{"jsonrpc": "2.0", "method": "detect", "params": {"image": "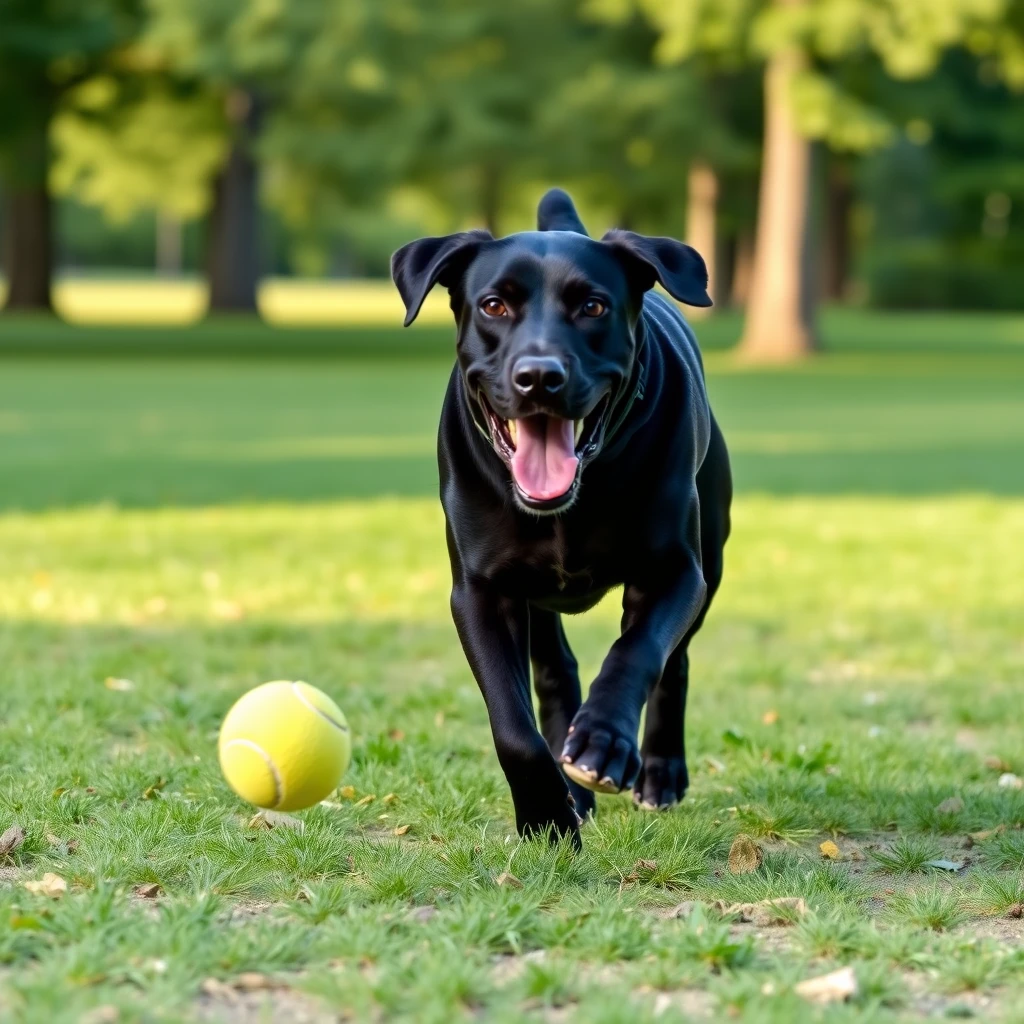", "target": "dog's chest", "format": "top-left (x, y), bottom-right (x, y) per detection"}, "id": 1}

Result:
top-left (510, 523), bottom-right (620, 600)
